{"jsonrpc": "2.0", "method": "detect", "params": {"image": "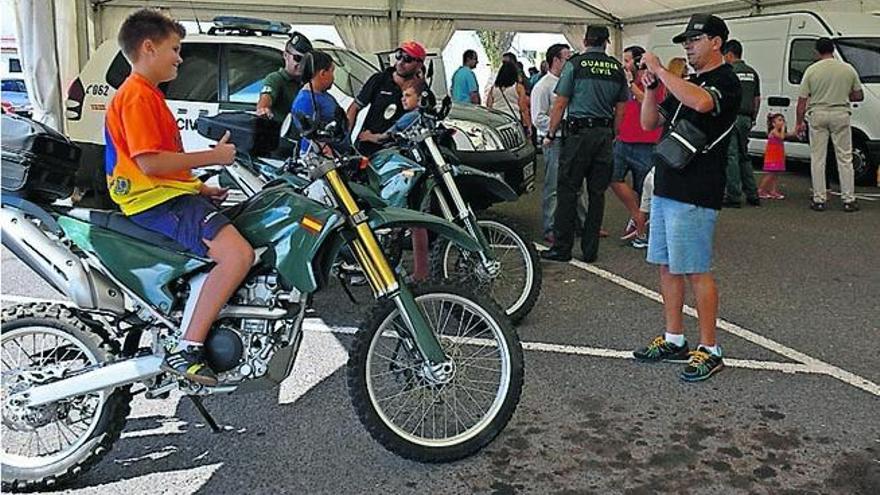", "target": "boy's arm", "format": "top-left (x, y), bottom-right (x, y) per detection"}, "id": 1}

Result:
top-left (136, 131), bottom-right (235, 175)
